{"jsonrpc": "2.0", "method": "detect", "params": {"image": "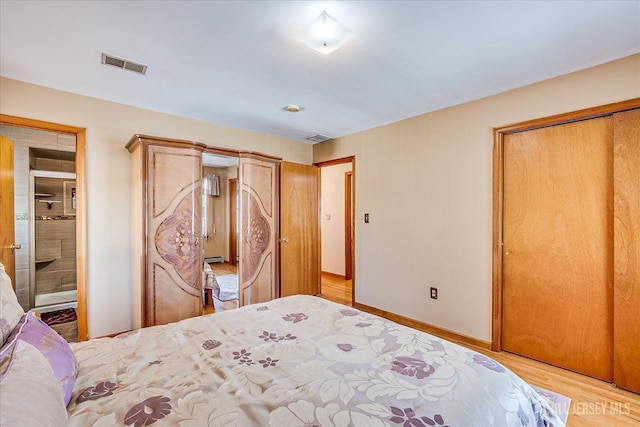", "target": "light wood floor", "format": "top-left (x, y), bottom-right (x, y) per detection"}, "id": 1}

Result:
top-left (318, 274), bottom-right (640, 426)
top-left (319, 272), bottom-right (352, 306)
top-left (203, 262), bottom-right (238, 314)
